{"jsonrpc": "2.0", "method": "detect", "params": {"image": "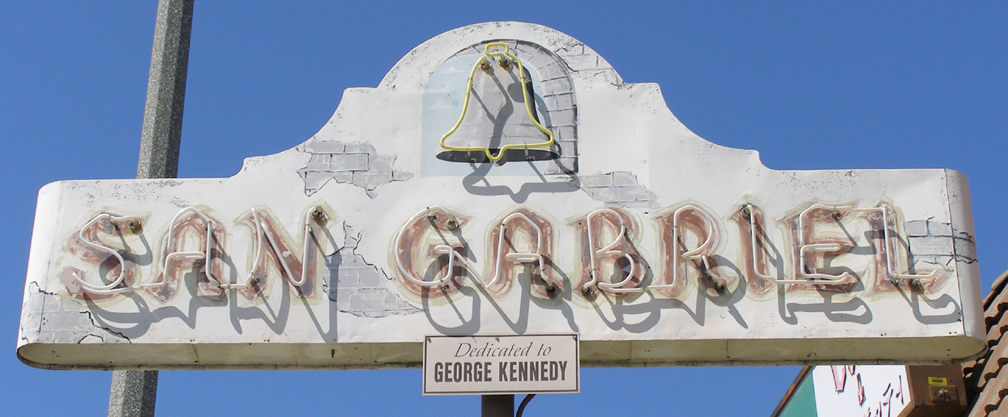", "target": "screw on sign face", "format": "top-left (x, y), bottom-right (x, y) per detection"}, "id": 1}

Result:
top-left (17, 23), bottom-right (985, 371)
